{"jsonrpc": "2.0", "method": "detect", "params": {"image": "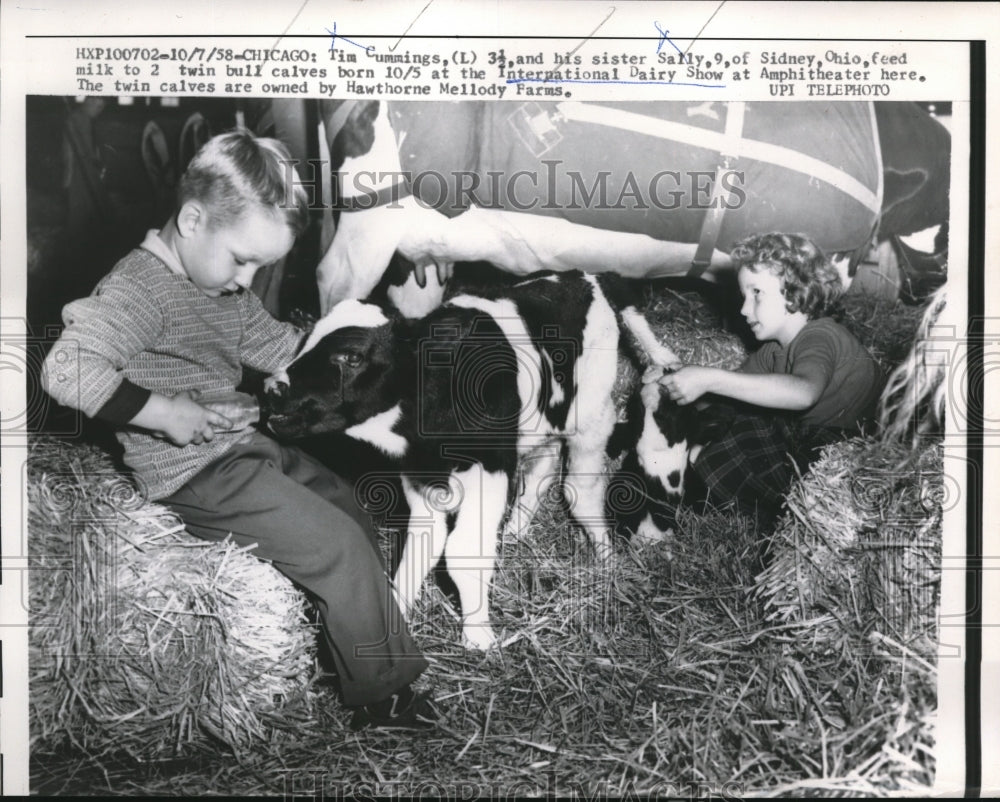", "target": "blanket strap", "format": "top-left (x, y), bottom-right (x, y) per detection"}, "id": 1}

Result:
top-left (333, 181), bottom-right (413, 212)
top-left (688, 101), bottom-right (746, 279)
